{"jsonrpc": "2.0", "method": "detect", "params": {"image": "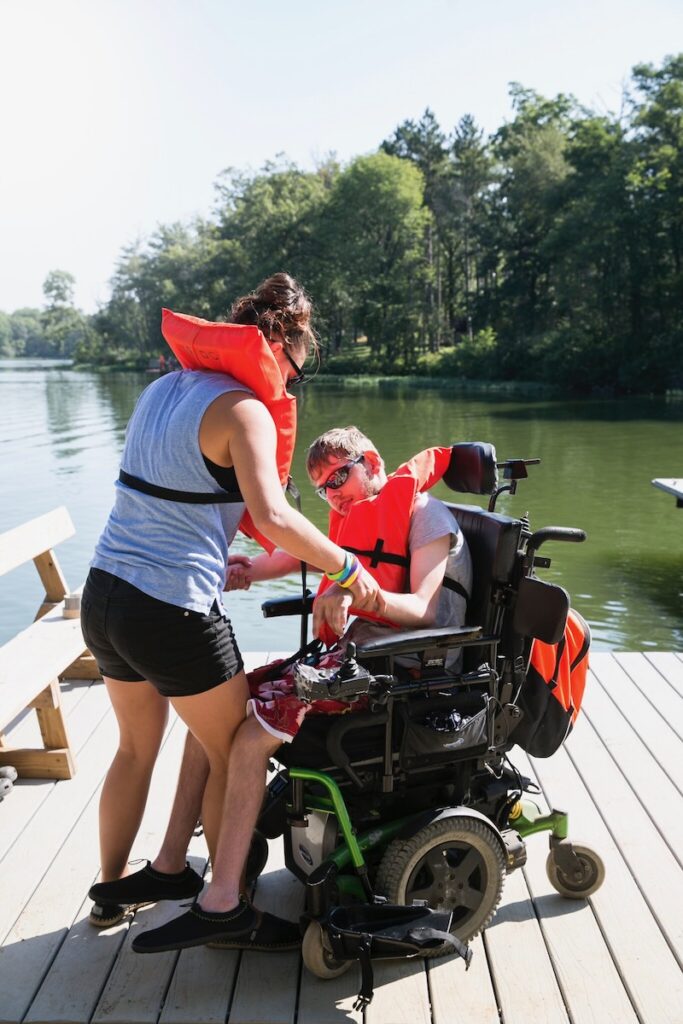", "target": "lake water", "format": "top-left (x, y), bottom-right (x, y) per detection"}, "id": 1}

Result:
top-left (1, 359), bottom-right (681, 652)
